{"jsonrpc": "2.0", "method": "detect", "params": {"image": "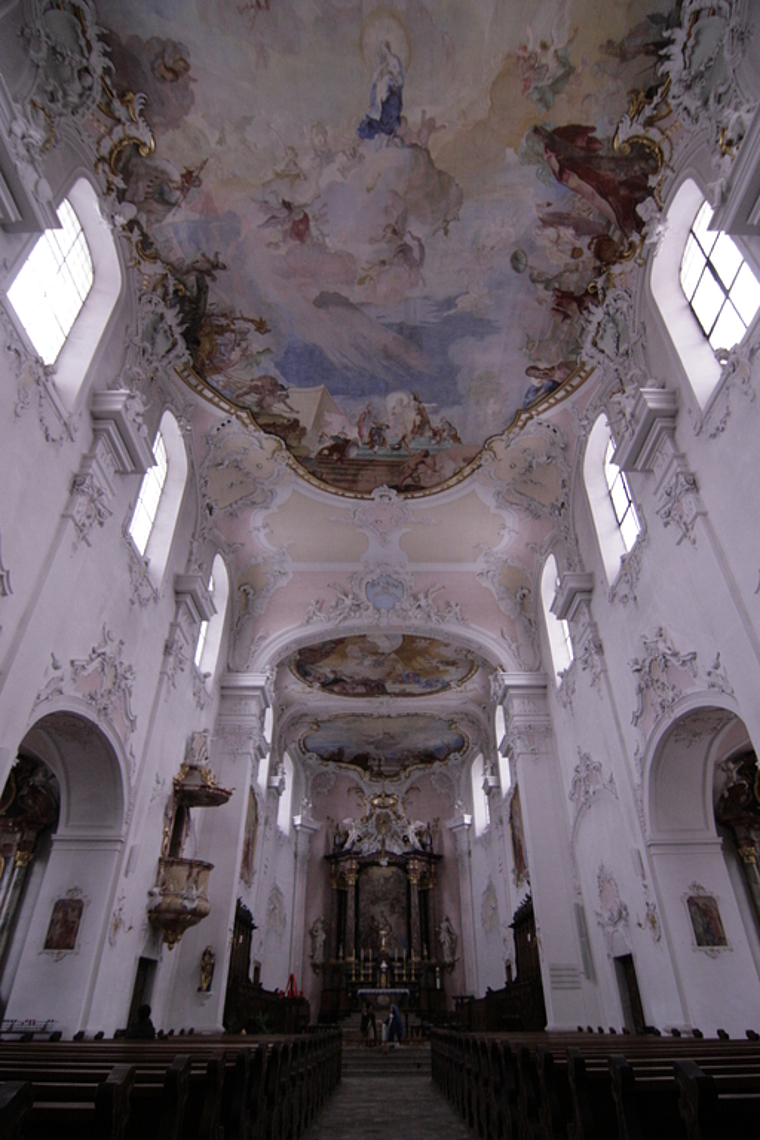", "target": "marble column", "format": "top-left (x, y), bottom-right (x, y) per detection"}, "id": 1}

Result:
top-left (0, 850), bottom-right (33, 974)
top-left (344, 859), bottom-right (358, 960)
top-left (737, 844), bottom-right (760, 926)
top-left (328, 869), bottom-right (340, 961)
top-left (407, 858), bottom-right (423, 959)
